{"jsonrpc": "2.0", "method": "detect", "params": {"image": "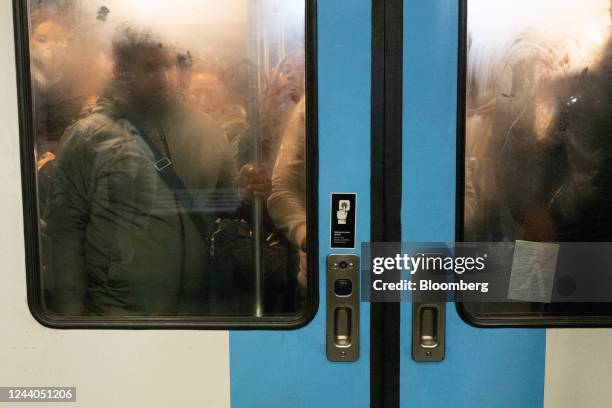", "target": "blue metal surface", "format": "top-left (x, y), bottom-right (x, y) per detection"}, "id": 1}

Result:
top-left (400, 1), bottom-right (546, 407)
top-left (230, 1), bottom-right (372, 406)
